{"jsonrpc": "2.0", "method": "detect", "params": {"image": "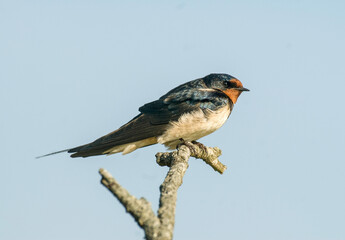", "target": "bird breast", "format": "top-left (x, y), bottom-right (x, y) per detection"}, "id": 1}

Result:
top-left (157, 105), bottom-right (231, 149)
